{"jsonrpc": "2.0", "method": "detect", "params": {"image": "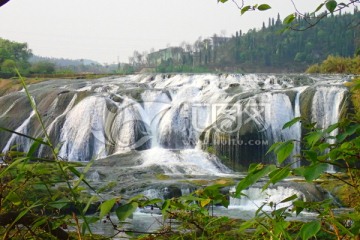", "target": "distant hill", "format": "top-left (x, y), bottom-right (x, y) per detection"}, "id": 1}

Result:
top-left (29, 56), bottom-right (101, 67)
top-left (142, 9), bottom-right (360, 73)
